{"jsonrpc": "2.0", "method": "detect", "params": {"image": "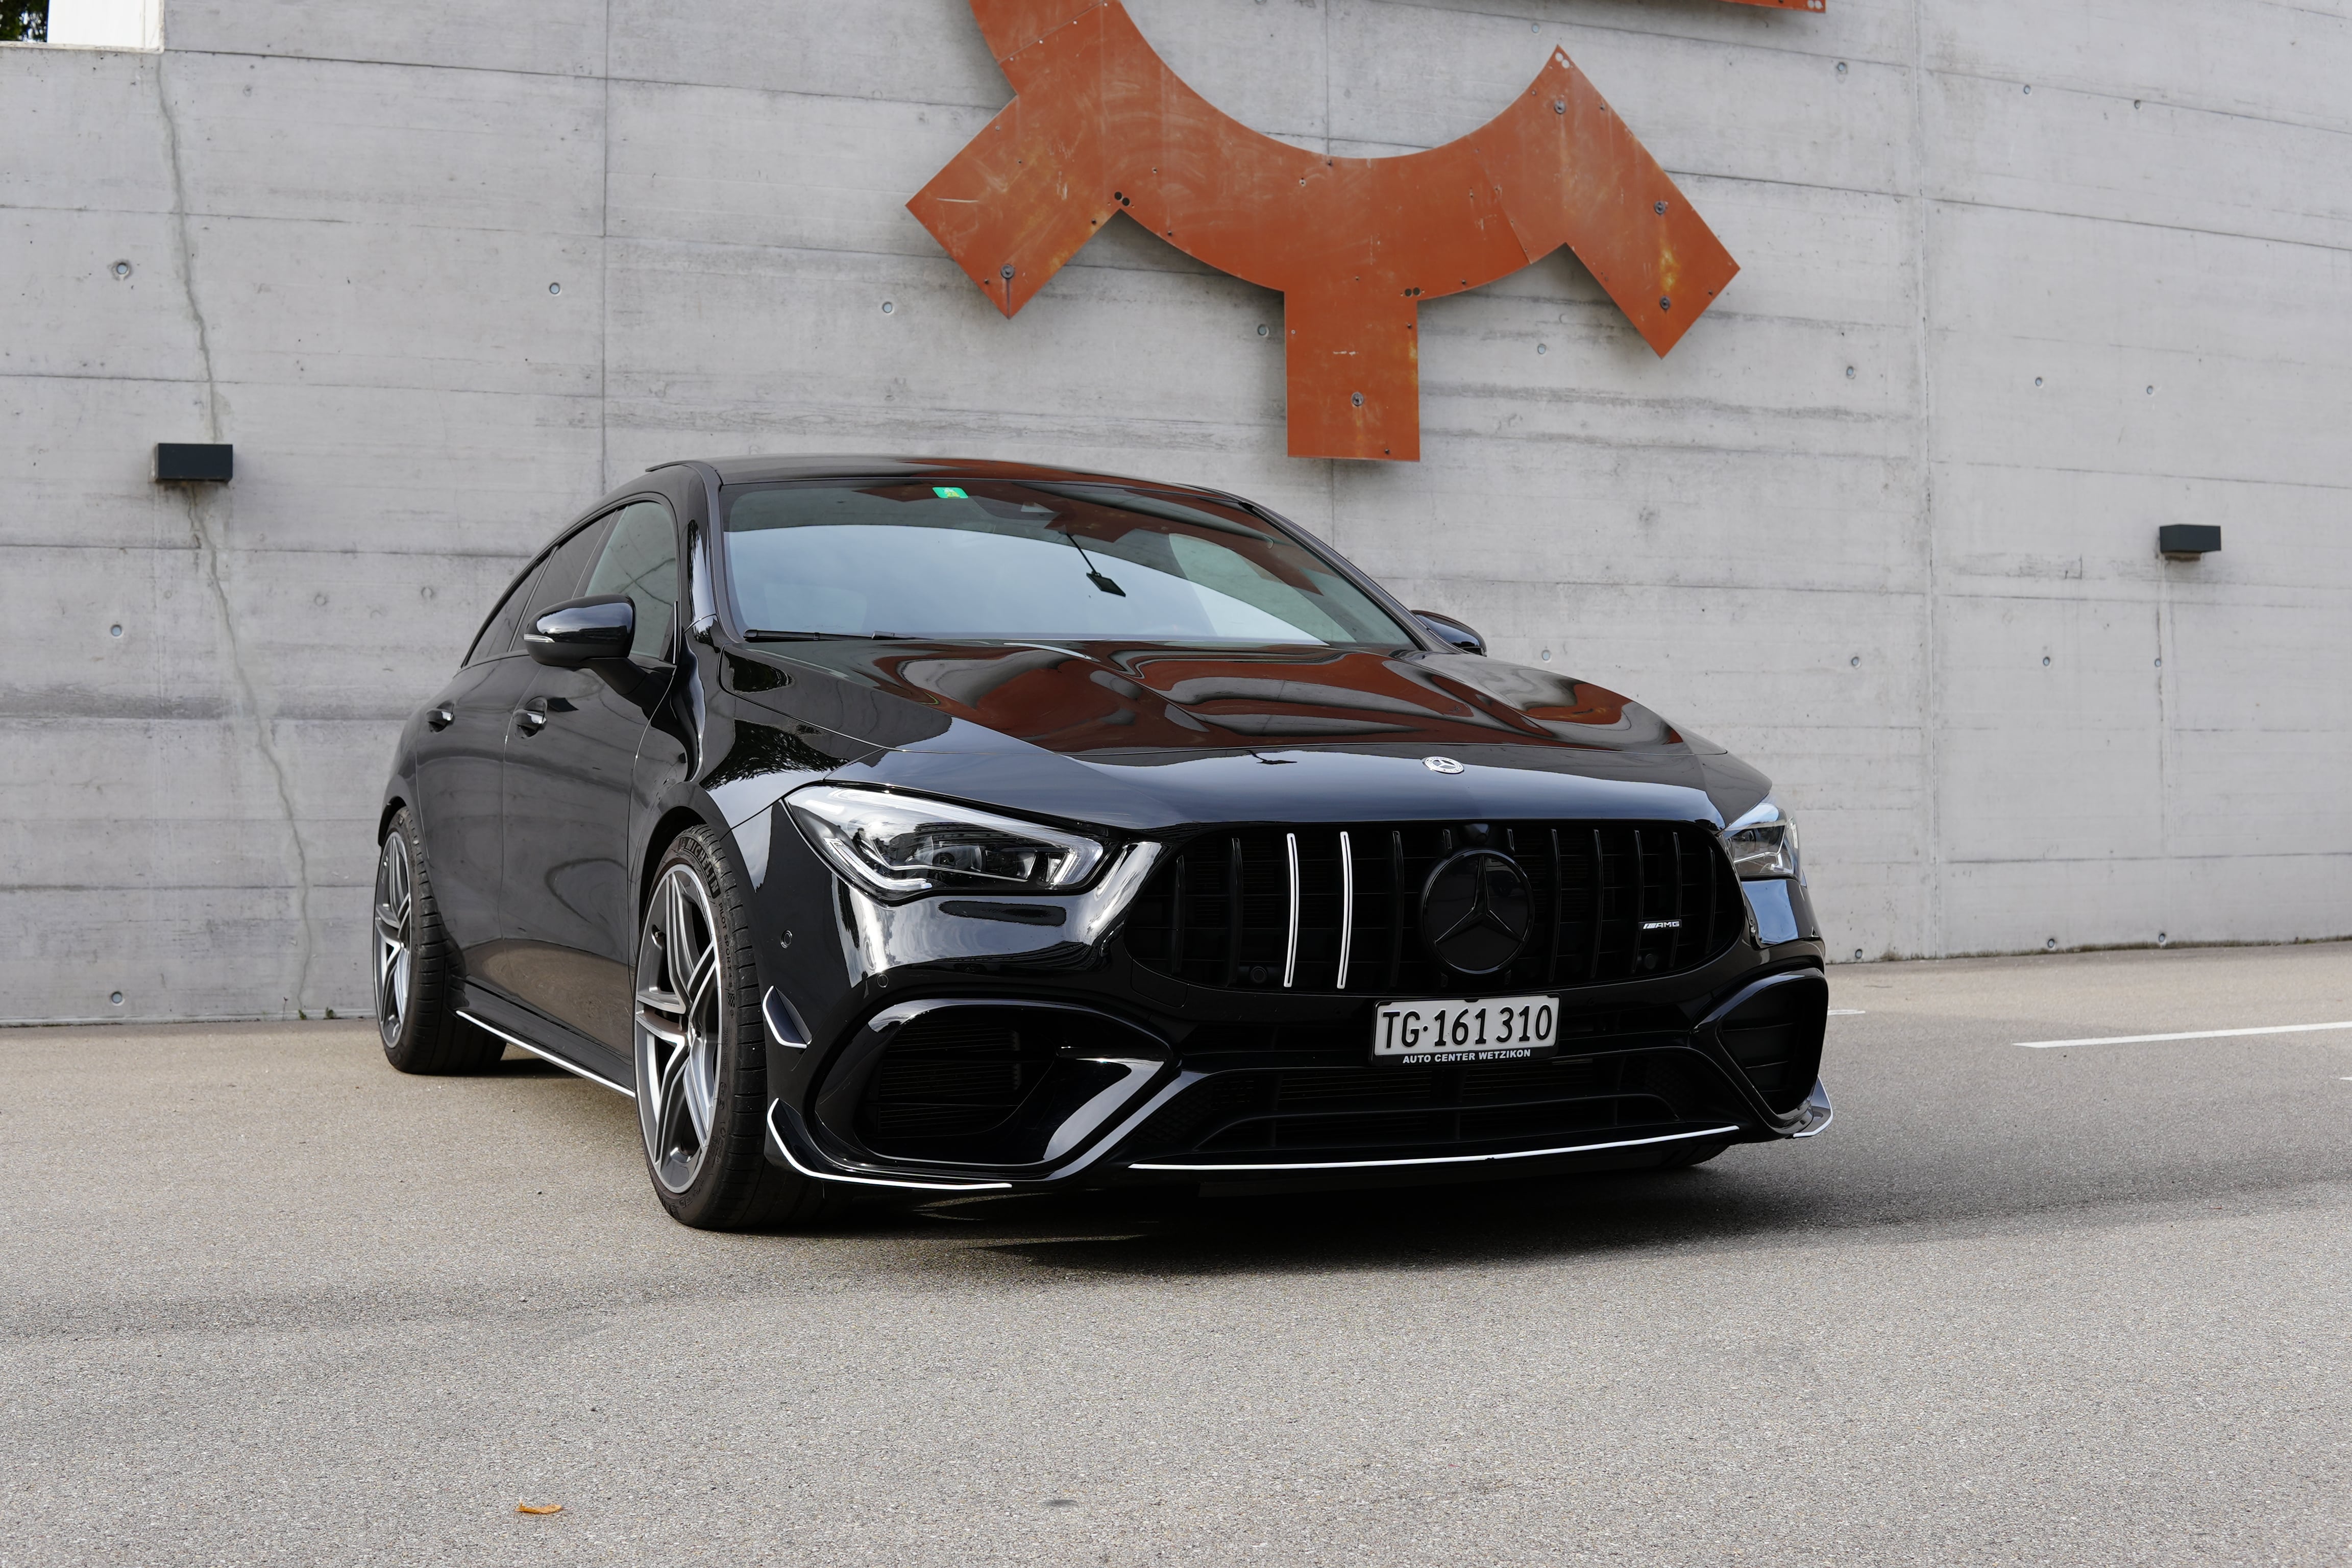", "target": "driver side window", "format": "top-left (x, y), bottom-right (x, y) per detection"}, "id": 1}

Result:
top-left (582, 500), bottom-right (681, 664)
